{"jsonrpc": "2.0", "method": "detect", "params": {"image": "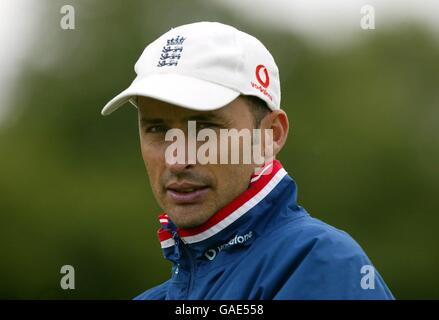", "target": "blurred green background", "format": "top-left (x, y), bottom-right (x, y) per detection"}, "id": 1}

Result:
top-left (0, 0), bottom-right (438, 299)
